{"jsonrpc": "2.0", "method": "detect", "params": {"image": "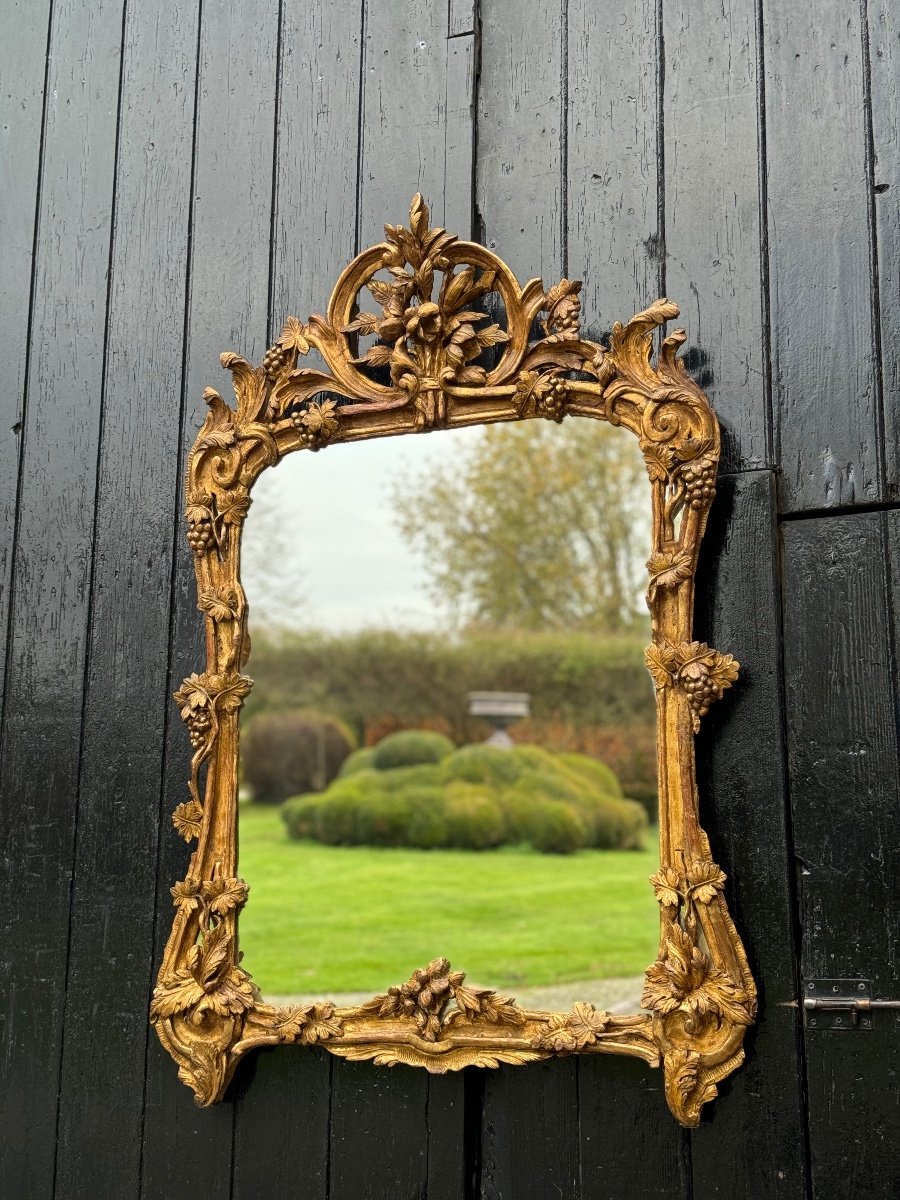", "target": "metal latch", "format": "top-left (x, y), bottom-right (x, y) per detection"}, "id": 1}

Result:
top-left (802, 979), bottom-right (900, 1030)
